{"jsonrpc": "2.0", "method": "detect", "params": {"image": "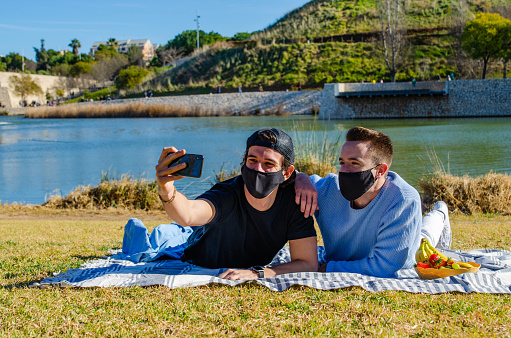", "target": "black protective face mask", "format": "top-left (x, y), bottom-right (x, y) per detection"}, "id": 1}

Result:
top-left (241, 165), bottom-right (285, 199)
top-left (338, 166), bottom-right (378, 201)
